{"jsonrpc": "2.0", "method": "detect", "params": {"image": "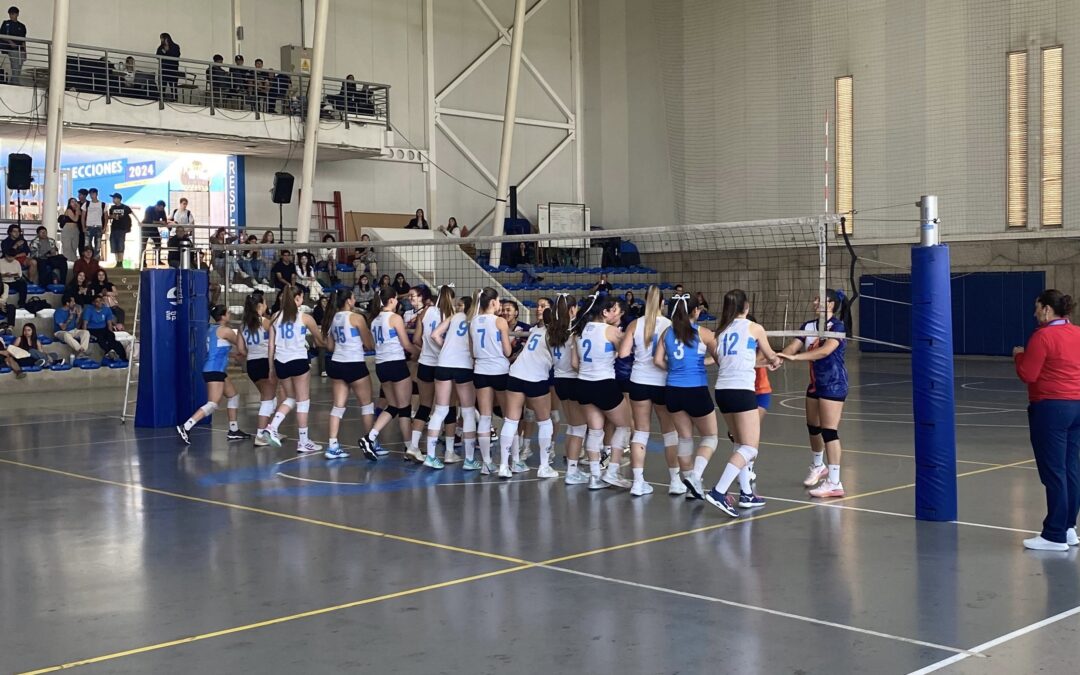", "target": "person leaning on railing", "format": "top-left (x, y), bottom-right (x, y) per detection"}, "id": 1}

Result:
top-left (0, 6), bottom-right (26, 85)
